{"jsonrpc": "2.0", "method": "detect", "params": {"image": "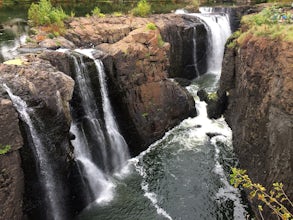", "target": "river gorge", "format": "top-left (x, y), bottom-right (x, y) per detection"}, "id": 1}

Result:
top-left (0, 3), bottom-right (292, 220)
